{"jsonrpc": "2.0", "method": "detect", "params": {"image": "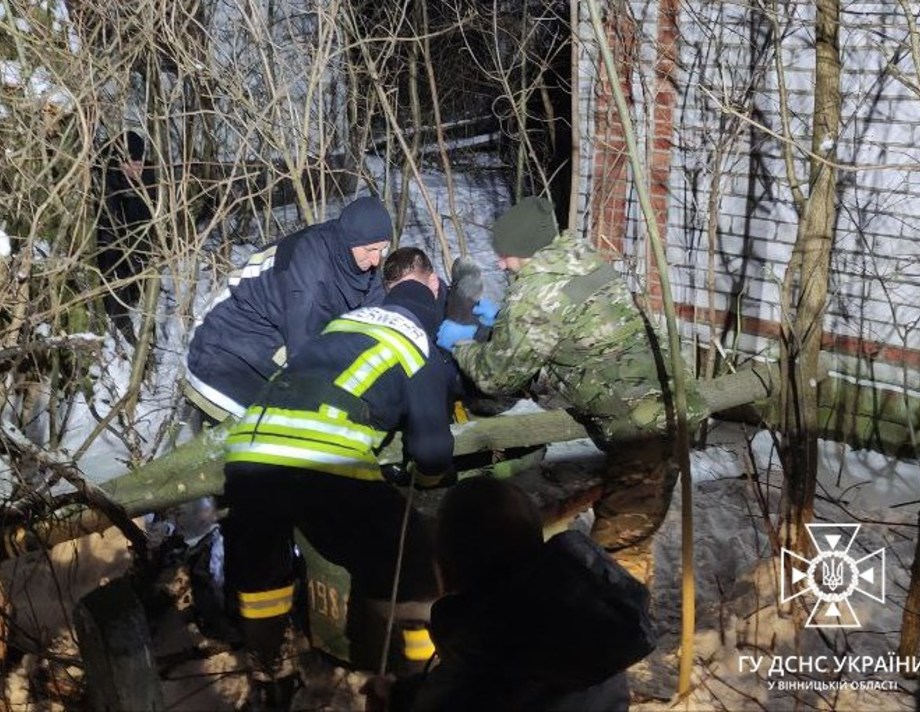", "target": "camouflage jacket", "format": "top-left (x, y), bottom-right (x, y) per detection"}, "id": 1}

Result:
top-left (453, 231), bottom-right (704, 443)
